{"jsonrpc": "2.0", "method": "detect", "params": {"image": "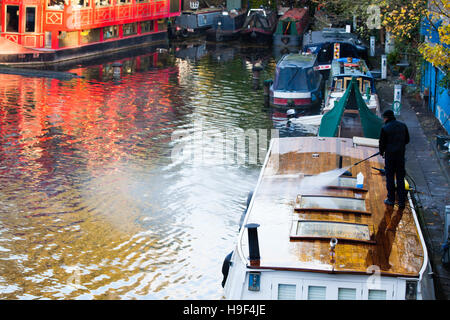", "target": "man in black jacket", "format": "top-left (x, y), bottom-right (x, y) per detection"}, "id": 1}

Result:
top-left (379, 109), bottom-right (410, 208)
